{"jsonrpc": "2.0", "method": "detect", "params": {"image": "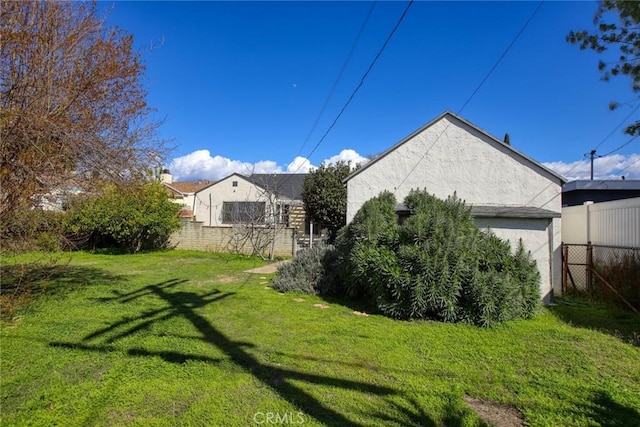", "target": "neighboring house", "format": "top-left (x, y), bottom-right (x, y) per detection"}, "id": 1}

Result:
top-left (562, 179), bottom-right (640, 207)
top-left (192, 173), bottom-right (308, 233)
top-left (343, 111), bottom-right (566, 302)
top-left (160, 170), bottom-right (212, 217)
top-left (33, 175), bottom-right (86, 211)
